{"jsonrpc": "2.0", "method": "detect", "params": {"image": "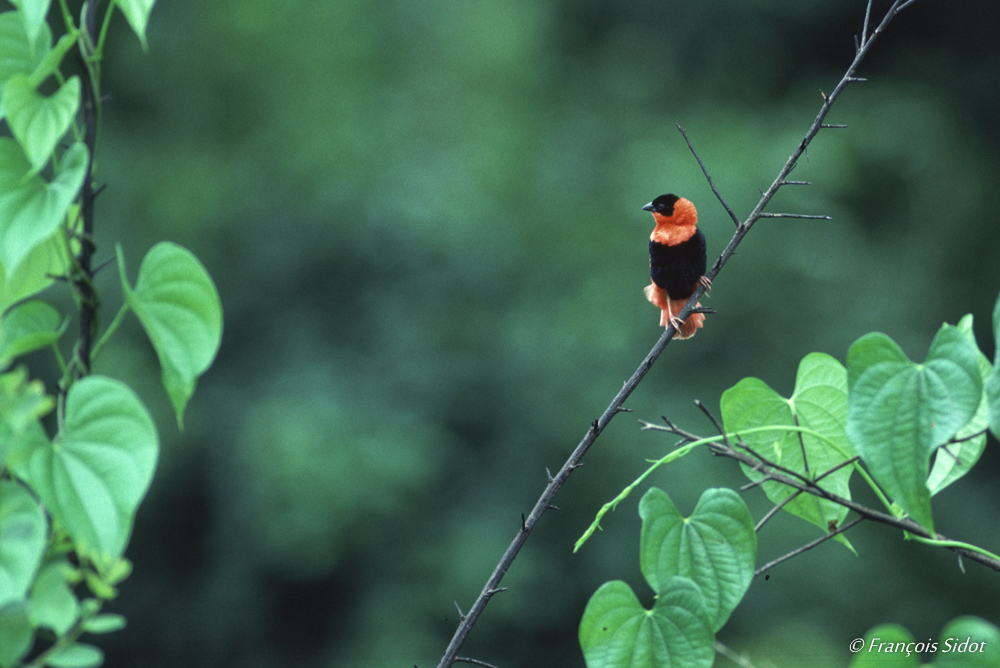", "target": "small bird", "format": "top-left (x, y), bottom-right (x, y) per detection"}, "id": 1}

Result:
top-left (642, 194), bottom-right (711, 339)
